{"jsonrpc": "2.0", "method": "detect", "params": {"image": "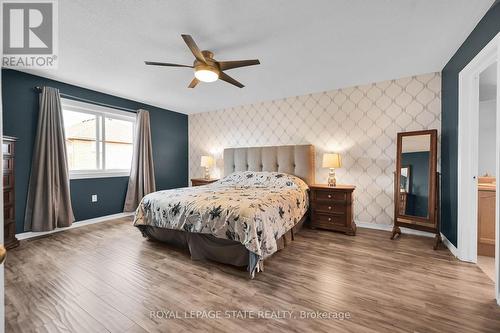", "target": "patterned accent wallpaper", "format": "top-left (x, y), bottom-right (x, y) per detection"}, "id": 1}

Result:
top-left (189, 73), bottom-right (441, 225)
